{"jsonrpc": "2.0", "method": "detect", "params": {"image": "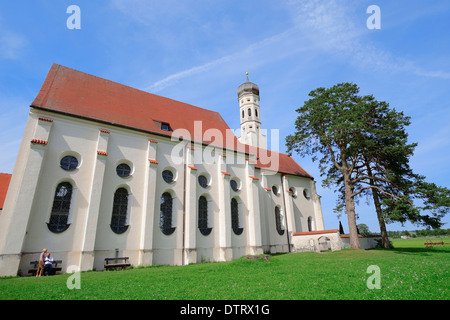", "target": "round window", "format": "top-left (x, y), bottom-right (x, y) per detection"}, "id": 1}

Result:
top-left (290, 187), bottom-right (297, 198)
top-left (116, 163), bottom-right (131, 178)
top-left (198, 175), bottom-right (208, 188)
top-left (272, 185), bottom-right (279, 195)
top-left (303, 188), bottom-right (311, 200)
top-left (230, 179), bottom-right (239, 192)
top-left (162, 170), bottom-right (174, 183)
top-left (60, 155), bottom-right (79, 171)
